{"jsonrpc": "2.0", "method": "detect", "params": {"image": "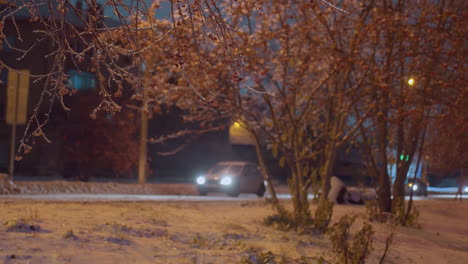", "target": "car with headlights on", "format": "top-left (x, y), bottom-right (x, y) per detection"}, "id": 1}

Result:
top-left (405, 178), bottom-right (429, 196)
top-left (195, 161), bottom-right (266, 197)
